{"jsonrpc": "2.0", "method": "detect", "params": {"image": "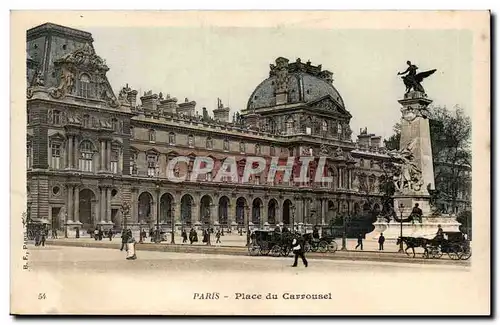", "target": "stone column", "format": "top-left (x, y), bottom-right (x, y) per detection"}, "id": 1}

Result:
top-left (321, 199), bottom-right (327, 225)
top-left (210, 204), bottom-right (217, 224)
top-left (100, 187), bottom-right (106, 222)
top-left (106, 187), bottom-right (112, 223)
top-left (73, 186), bottom-right (80, 223)
top-left (107, 141), bottom-right (112, 171)
top-left (68, 136), bottom-right (73, 169)
top-left (263, 200), bottom-right (269, 226)
top-left (100, 140), bottom-right (105, 171)
top-left (174, 201), bottom-right (182, 226)
top-left (67, 185), bottom-right (74, 222)
top-left (73, 137), bottom-right (79, 170)
top-left (260, 204), bottom-right (265, 227)
top-left (131, 188), bottom-right (138, 223)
